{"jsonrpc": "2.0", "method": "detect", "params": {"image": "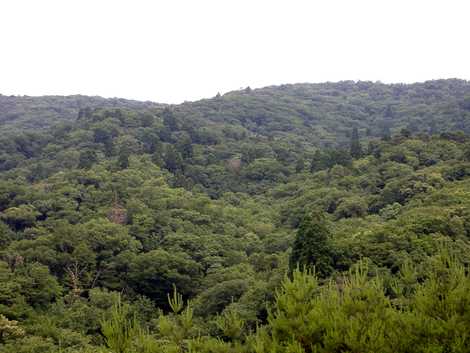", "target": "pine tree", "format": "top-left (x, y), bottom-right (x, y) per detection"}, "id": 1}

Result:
top-left (289, 211), bottom-right (333, 278)
top-left (118, 146), bottom-right (130, 169)
top-left (177, 134), bottom-right (193, 159)
top-left (101, 296), bottom-right (139, 353)
top-left (162, 107), bottom-right (178, 132)
top-left (164, 145), bottom-right (183, 173)
top-left (400, 128), bottom-right (411, 138)
top-left (350, 127), bottom-right (363, 159)
top-left (295, 157), bottom-right (305, 173)
top-left (464, 143), bottom-right (470, 162)
top-left (310, 150), bottom-right (323, 173)
top-left (384, 104), bottom-right (394, 119)
top-left (78, 150), bottom-right (97, 169)
top-left (381, 125), bottom-right (392, 141)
